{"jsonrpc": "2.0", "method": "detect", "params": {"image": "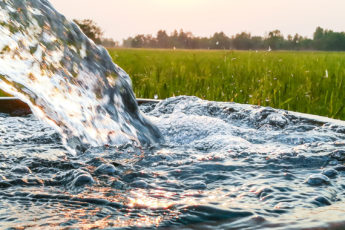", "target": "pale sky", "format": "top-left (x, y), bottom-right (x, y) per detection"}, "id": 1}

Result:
top-left (49, 0), bottom-right (345, 42)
